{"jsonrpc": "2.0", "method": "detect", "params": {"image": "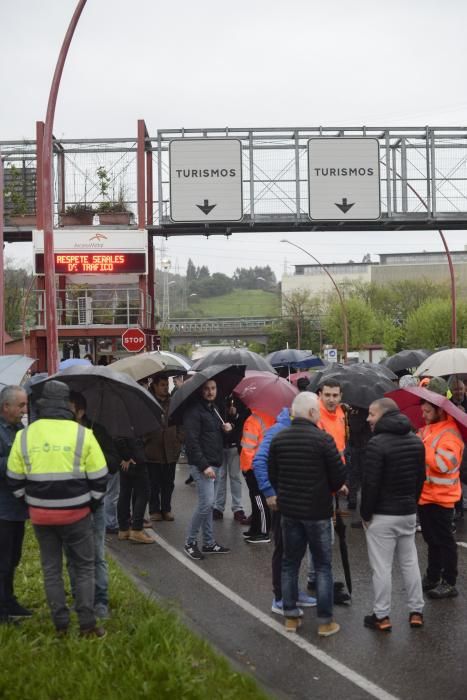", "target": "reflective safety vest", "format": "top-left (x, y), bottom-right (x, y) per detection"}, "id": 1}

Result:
top-left (240, 411), bottom-right (275, 473)
top-left (318, 402), bottom-right (347, 463)
top-left (418, 416), bottom-right (463, 508)
top-left (7, 418), bottom-right (108, 511)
